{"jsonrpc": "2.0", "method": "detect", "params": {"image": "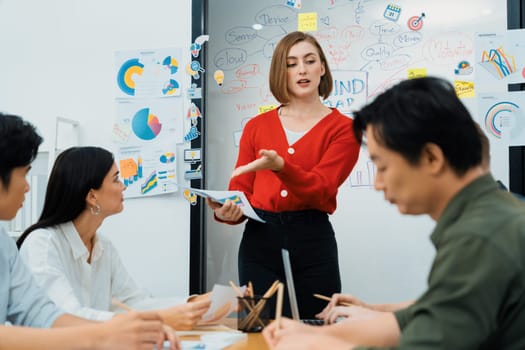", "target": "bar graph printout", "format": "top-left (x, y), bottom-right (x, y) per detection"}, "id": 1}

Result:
top-left (188, 188), bottom-right (265, 223)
